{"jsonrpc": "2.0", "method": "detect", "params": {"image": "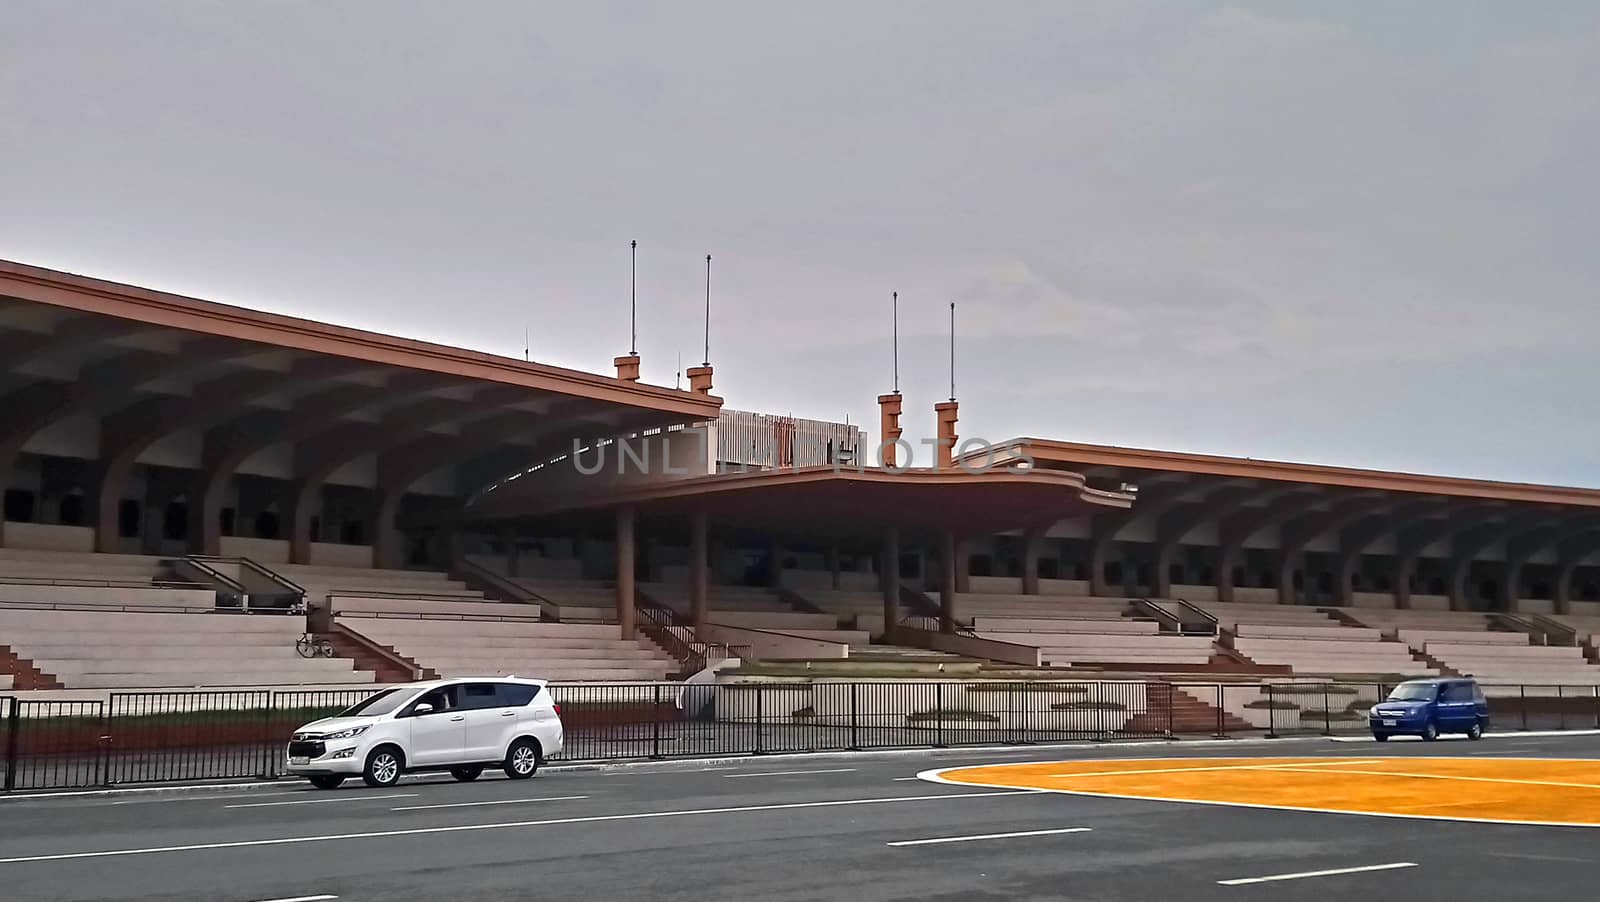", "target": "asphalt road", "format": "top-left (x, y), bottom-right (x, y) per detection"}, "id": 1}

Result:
top-left (1, 733), bottom-right (1596, 902)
